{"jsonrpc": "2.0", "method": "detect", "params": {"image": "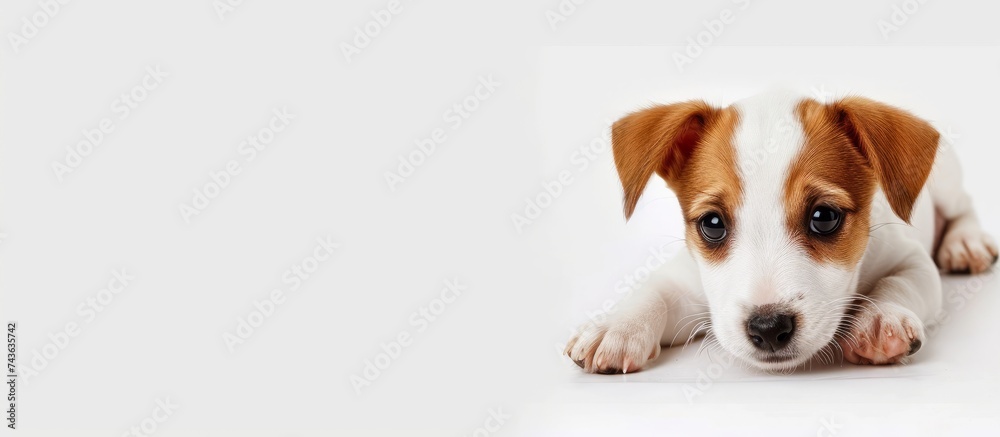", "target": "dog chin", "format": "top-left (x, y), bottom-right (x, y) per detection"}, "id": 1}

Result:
top-left (736, 344), bottom-right (825, 371)
top-left (743, 354), bottom-right (812, 372)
